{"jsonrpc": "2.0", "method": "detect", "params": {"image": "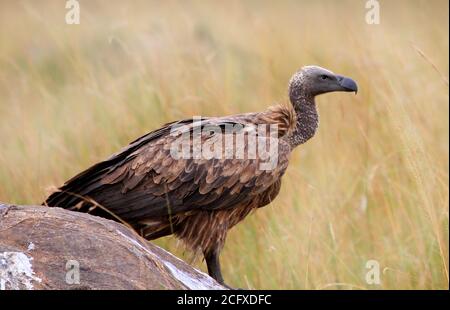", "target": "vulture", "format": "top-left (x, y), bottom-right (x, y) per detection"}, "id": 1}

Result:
top-left (44, 65), bottom-right (357, 288)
